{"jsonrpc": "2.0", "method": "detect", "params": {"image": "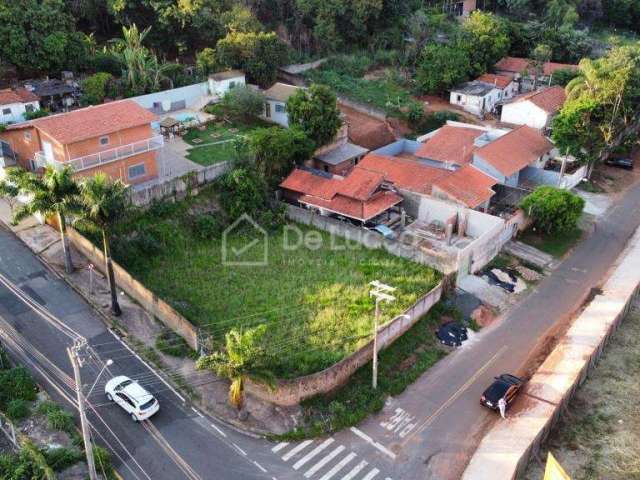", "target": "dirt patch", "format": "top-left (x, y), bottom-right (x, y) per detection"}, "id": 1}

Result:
top-left (470, 304), bottom-right (497, 328)
top-left (522, 300), bottom-right (640, 480)
top-left (338, 103), bottom-right (397, 149)
top-left (587, 151), bottom-right (640, 196)
top-left (417, 95), bottom-right (483, 125)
